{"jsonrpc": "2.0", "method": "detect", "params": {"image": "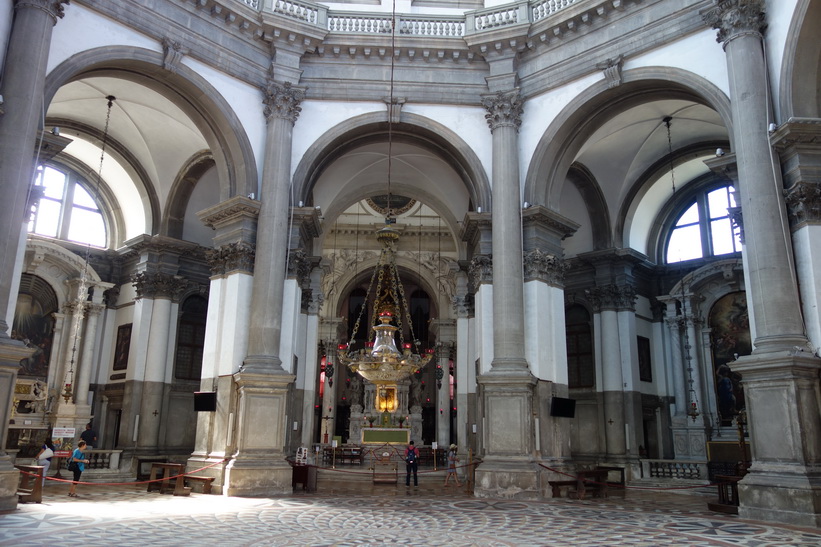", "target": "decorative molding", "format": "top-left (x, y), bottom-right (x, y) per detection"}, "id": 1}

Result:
top-left (103, 286), bottom-right (121, 308)
top-left (481, 89), bottom-right (523, 132)
top-left (596, 55), bottom-right (623, 88)
top-left (162, 37), bottom-right (189, 72)
top-left (131, 271), bottom-right (189, 301)
top-left (262, 80), bottom-right (306, 123)
top-left (727, 205), bottom-right (745, 243)
top-left (16, 0), bottom-right (69, 21)
top-left (784, 181), bottom-right (821, 228)
top-left (468, 255), bottom-right (493, 287)
top-left (206, 241), bottom-right (256, 276)
top-left (585, 283), bottom-right (636, 312)
top-left (702, 0), bottom-right (766, 45)
top-left (522, 249), bottom-right (566, 287)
